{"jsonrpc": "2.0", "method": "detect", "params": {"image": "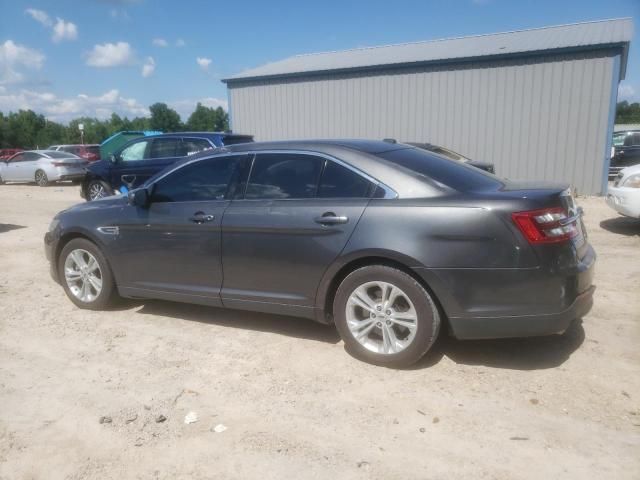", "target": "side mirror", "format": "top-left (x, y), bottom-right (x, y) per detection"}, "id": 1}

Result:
top-left (109, 153), bottom-right (118, 163)
top-left (128, 187), bottom-right (151, 208)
